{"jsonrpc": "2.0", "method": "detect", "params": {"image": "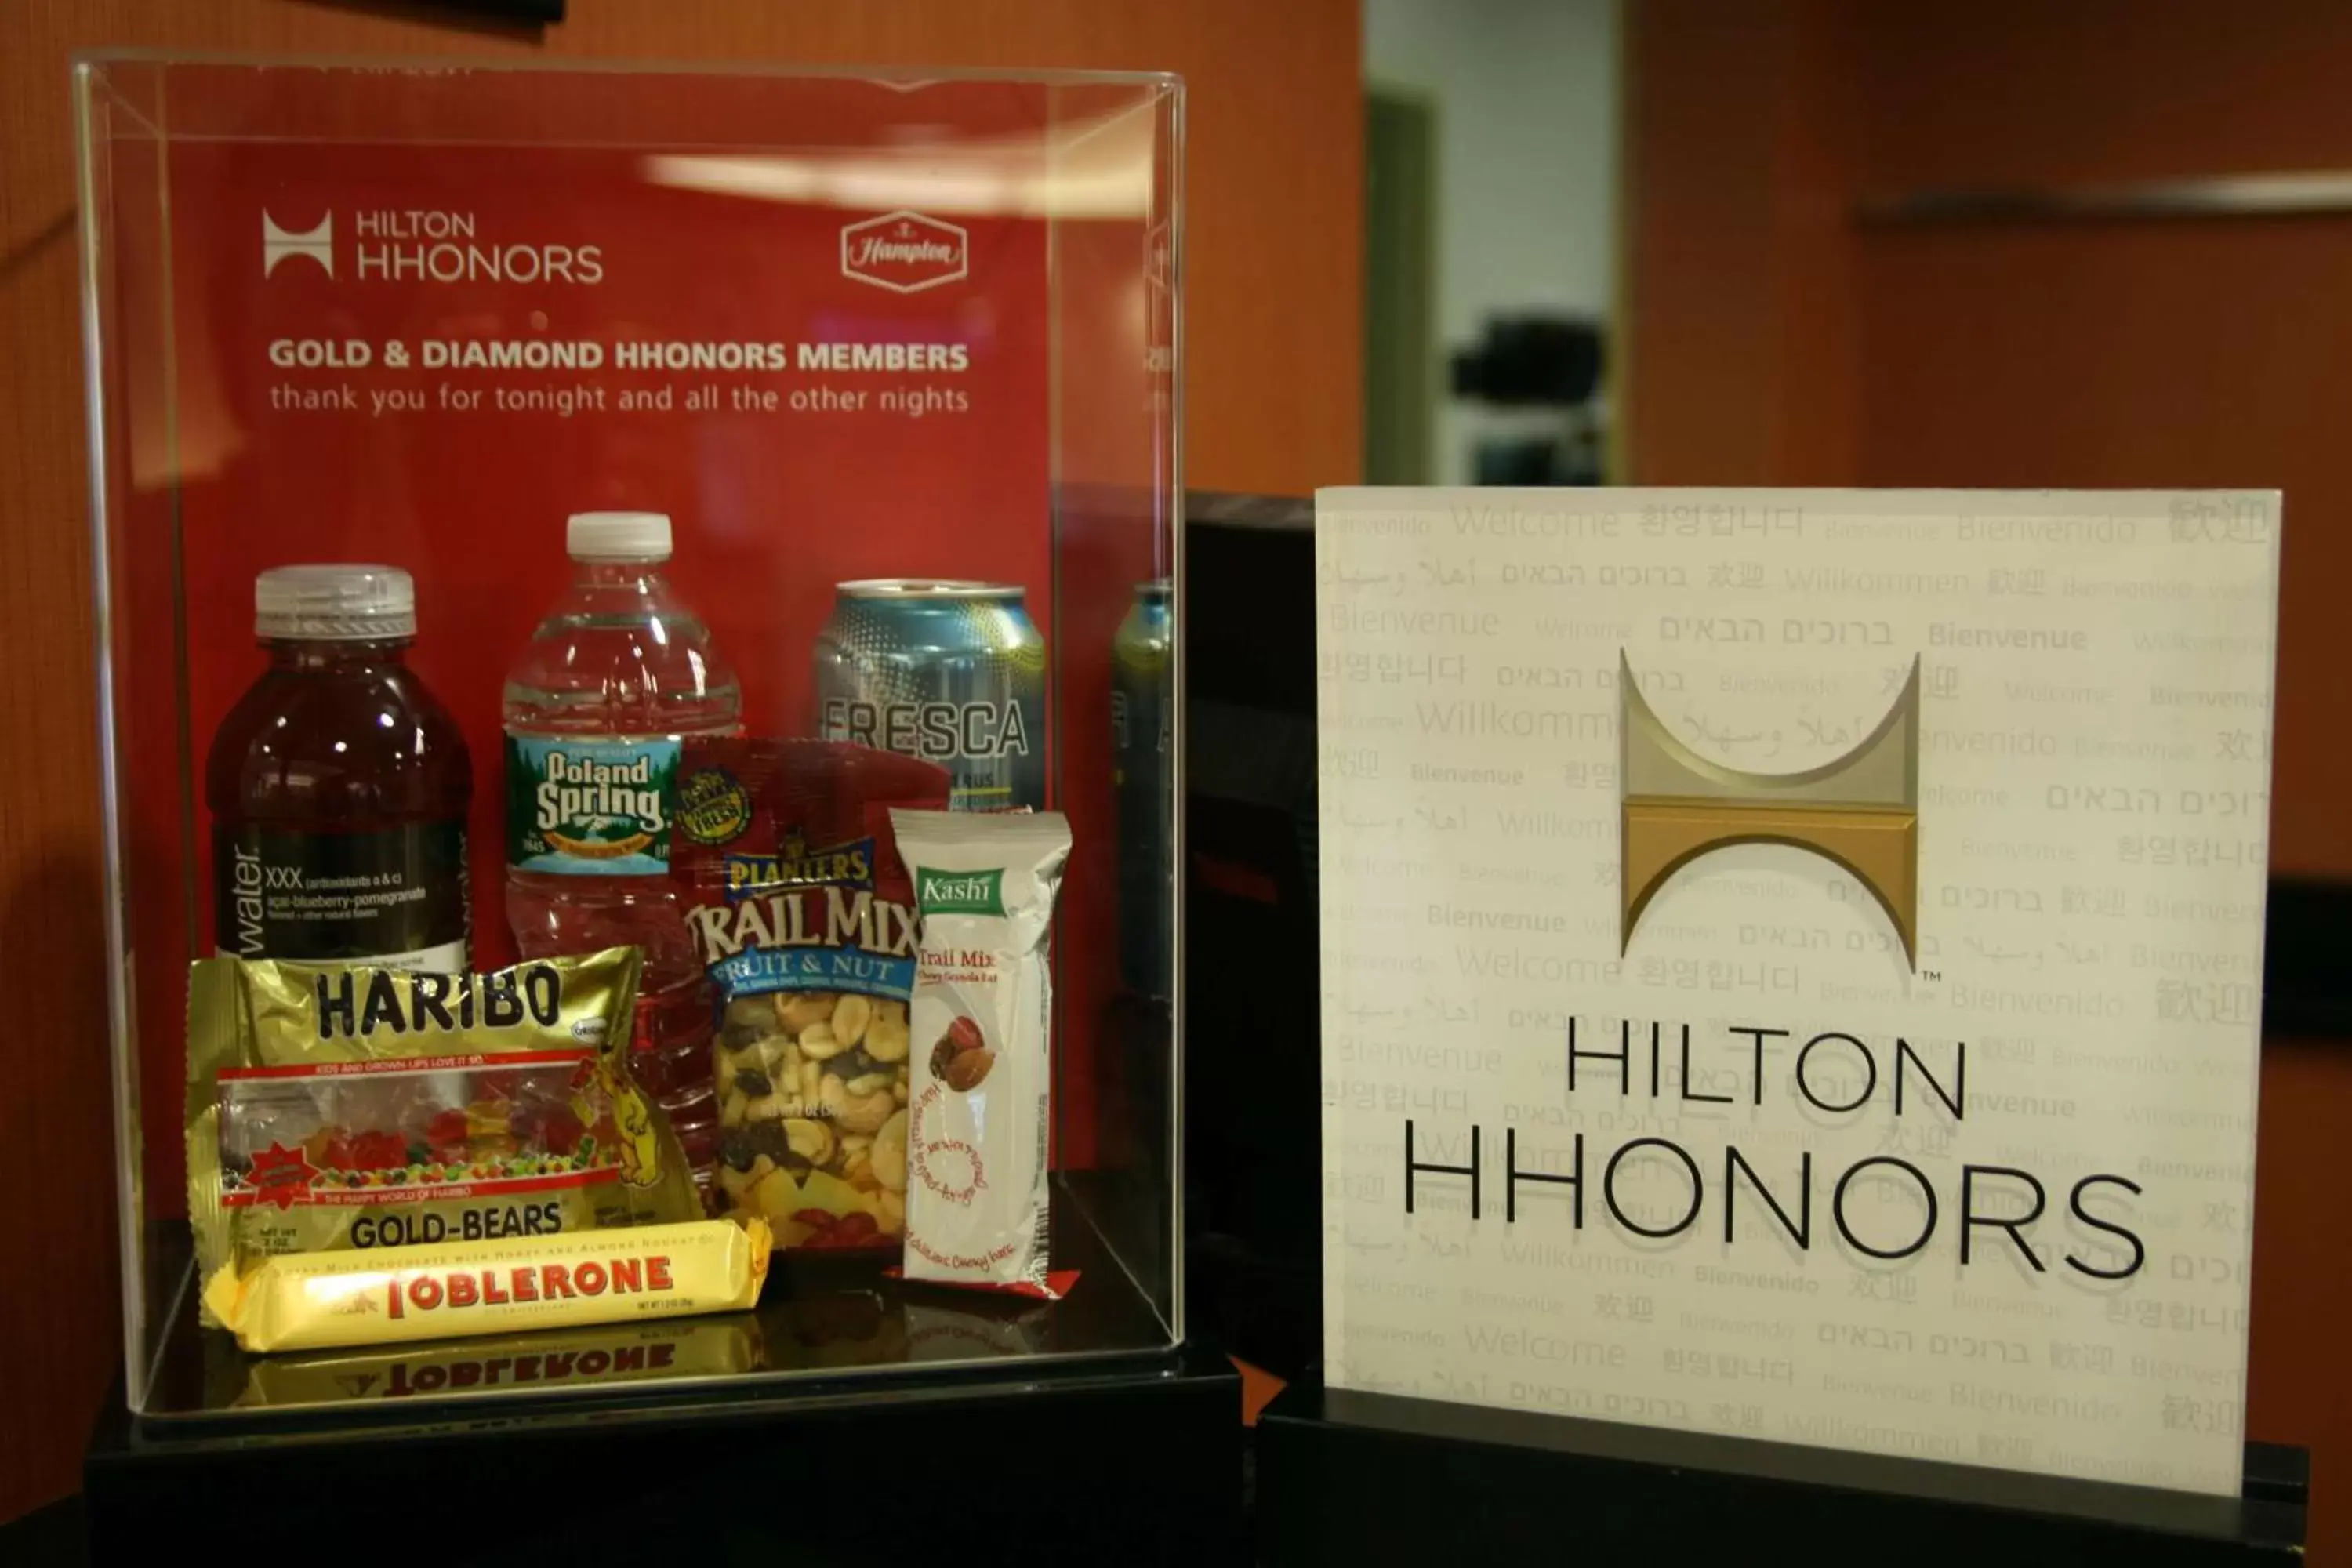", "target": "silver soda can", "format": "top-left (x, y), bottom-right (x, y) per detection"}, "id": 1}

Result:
top-left (814, 579), bottom-right (1047, 811)
top-left (1112, 580), bottom-right (1172, 997)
